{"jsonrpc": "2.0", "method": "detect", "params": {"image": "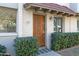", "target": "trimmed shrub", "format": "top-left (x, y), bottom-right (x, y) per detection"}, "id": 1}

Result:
top-left (14, 37), bottom-right (38, 56)
top-left (51, 32), bottom-right (79, 51)
top-left (0, 45), bottom-right (6, 53)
